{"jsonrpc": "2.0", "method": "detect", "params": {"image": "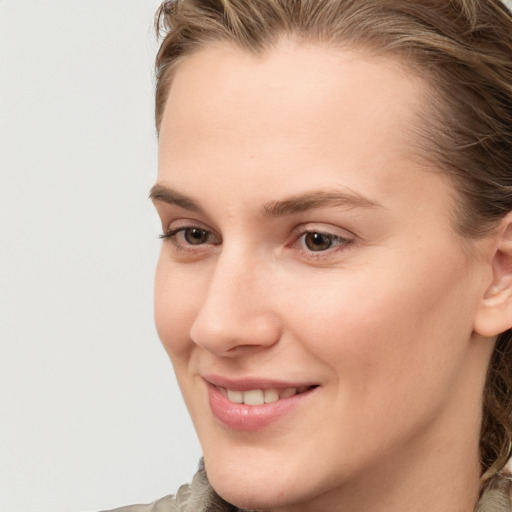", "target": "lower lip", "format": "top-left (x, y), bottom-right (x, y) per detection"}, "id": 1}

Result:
top-left (206, 382), bottom-right (317, 431)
